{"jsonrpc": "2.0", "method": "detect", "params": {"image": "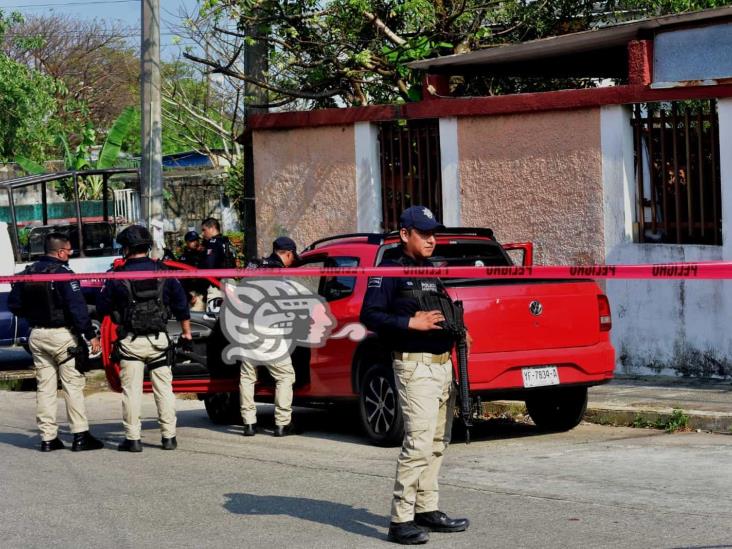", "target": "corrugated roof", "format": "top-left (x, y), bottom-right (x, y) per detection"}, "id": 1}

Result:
top-left (408, 6), bottom-right (732, 74)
